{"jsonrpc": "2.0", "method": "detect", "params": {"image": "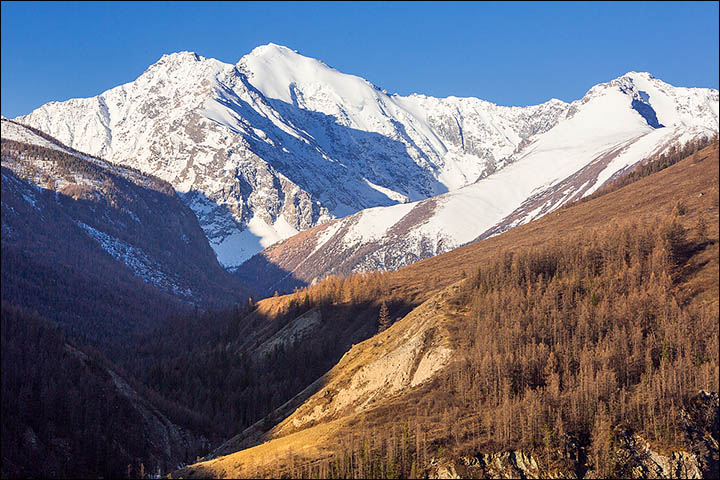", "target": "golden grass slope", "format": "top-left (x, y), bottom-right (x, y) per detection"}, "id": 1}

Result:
top-left (175, 143), bottom-right (719, 478)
